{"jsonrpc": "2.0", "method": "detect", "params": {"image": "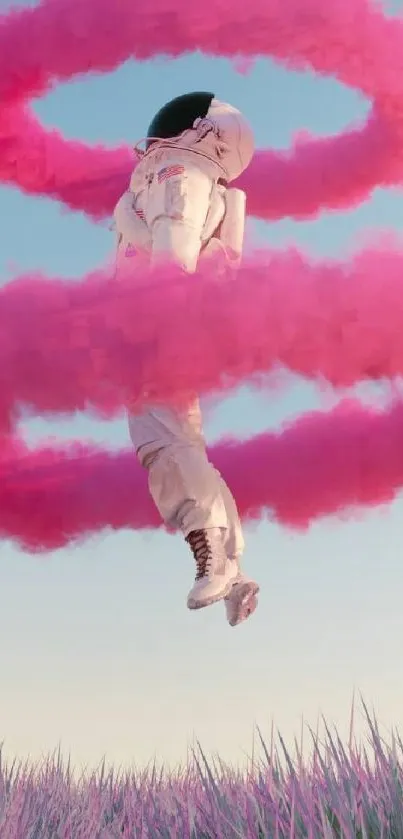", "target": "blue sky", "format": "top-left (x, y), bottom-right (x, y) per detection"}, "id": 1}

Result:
top-left (1, 0), bottom-right (403, 775)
